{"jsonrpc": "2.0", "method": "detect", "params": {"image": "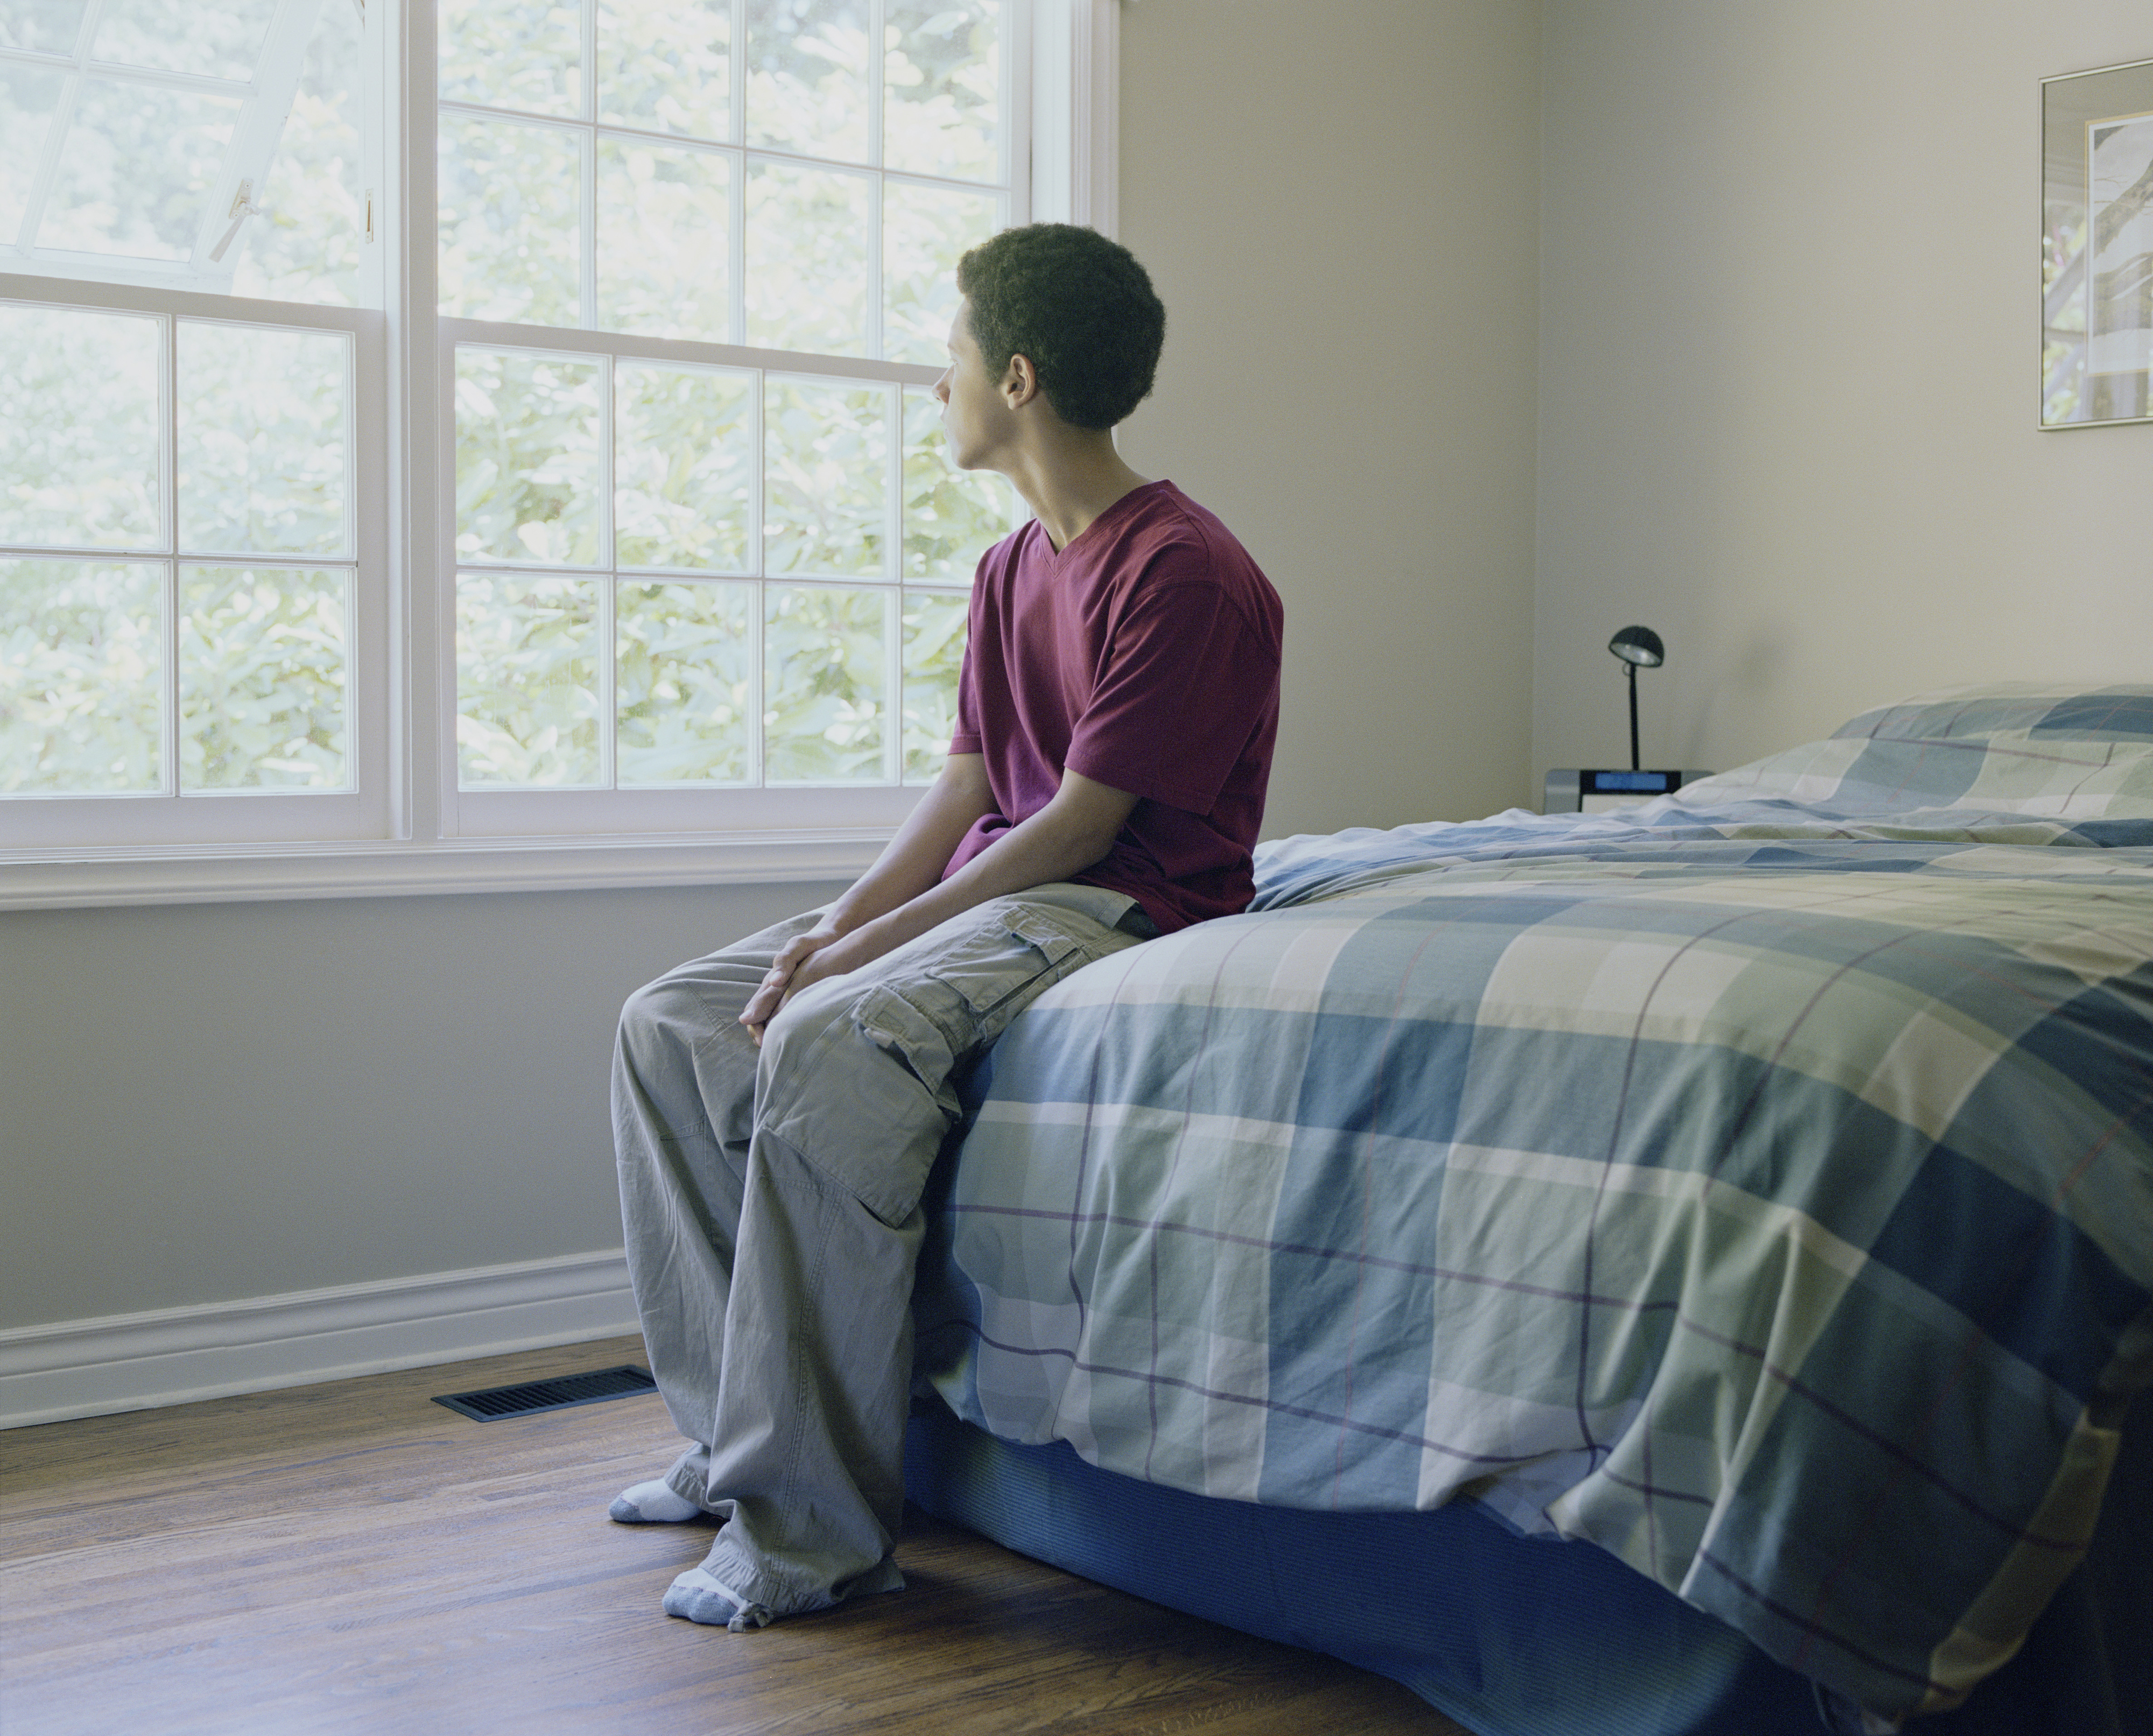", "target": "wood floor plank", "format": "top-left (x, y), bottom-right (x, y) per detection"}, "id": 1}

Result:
top-left (0, 1339), bottom-right (1470, 1736)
